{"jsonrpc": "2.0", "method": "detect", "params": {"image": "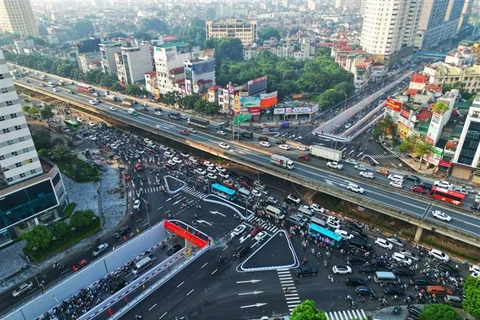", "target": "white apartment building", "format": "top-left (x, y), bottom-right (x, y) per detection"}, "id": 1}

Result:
top-left (360, 0), bottom-right (423, 64)
top-left (184, 56), bottom-right (215, 96)
top-left (99, 40), bottom-right (127, 75)
top-left (0, 0), bottom-right (38, 37)
top-left (0, 50), bottom-right (42, 186)
top-left (154, 42), bottom-right (201, 95)
top-left (115, 43), bottom-right (153, 86)
top-left (206, 19), bottom-right (257, 47)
